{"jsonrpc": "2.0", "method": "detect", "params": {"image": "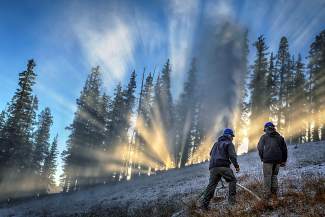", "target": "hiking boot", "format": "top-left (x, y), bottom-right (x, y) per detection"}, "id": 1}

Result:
top-left (271, 193), bottom-right (277, 200)
top-left (269, 193), bottom-right (279, 206)
top-left (271, 188), bottom-right (278, 196)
